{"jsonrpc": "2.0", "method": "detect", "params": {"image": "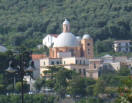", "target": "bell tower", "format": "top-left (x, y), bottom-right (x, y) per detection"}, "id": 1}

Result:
top-left (81, 34), bottom-right (94, 59)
